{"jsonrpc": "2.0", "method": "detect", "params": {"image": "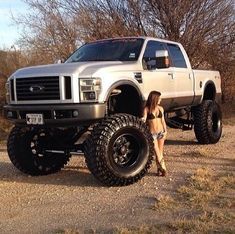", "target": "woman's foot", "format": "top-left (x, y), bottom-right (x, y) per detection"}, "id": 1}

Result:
top-left (156, 159), bottom-right (166, 176)
top-left (156, 168), bottom-right (166, 176)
